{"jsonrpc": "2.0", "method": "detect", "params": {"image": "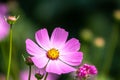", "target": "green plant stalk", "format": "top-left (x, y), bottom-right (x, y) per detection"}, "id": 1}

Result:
top-left (44, 72), bottom-right (48, 80)
top-left (102, 26), bottom-right (119, 75)
top-left (6, 25), bottom-right (13, 80)
top-left (28, 65), bottom-right (32, 80)
top-left (83, 78), bottom-right (87, 80)
top-left (1, 42), bottom-right (8, 72)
